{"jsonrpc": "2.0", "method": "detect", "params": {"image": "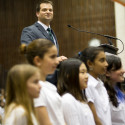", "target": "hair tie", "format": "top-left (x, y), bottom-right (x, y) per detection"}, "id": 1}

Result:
top-left (78, 52), bottom-right (81, 56)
